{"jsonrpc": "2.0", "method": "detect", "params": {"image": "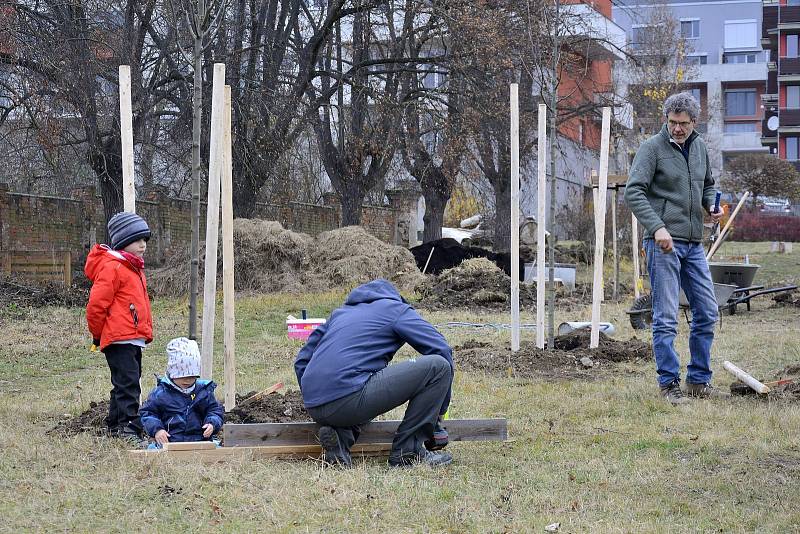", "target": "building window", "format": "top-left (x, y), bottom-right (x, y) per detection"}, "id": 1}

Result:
top-left (788, 86), bottom-right (800, 109)
top-left (686, 55), bottom-right (708, 65)
top-left (725, 90), bottom-right (756, 116)
top-left (724, 20), bottom-right (758, 49)
top-left (788, 35), bottom-right (800, 58)
top-left (681, 20), bottom-right (700, 39)
top-left (724, 122), bottom-right (757, 133)
top-left (724, 52), bottom-right (758, 64)
top-left (787, 137), bottom-right (800, 160)
top-left (689, 88), bottom-right (702, 104)
top-left (789, 0), bottom-right (800, 6)
top-left (631, 26), bottom-right (650, 50)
